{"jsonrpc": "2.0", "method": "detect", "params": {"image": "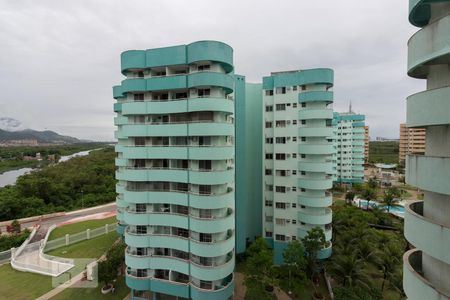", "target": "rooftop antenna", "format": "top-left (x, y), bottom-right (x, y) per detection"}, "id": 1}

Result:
top-left (349, 101), bottom-right (353, 113)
